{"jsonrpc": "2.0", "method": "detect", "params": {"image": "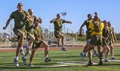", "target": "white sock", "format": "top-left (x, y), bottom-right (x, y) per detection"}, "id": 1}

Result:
top-left (45, 56), bottom-right (48, 59)
top-left (20, 47), bottom-right (23, 50)
top-left (15, 57), bottom-right (19, 60)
